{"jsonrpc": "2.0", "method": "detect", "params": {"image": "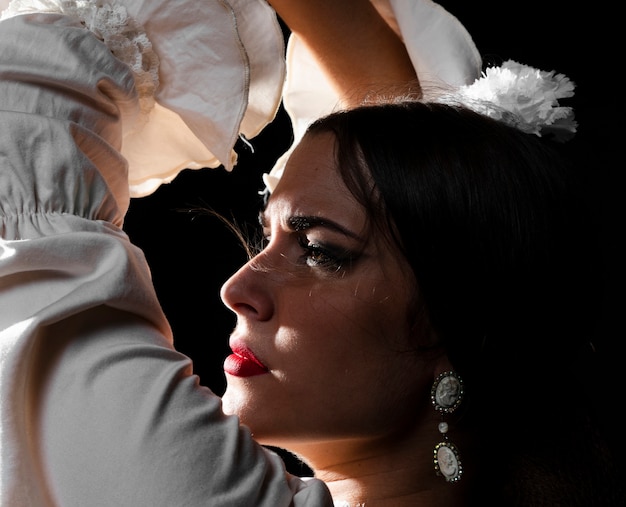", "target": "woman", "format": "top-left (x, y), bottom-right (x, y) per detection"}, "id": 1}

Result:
top-left (0, 0), bottom-right (478, 505)
top-left (2, 1), bottom-right (618, 507)
top-left (220, 100), bottom-right (621, 506)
